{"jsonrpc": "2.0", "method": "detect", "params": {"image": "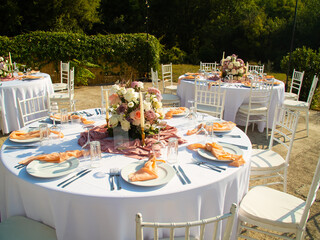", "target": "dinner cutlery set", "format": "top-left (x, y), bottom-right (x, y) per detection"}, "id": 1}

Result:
top-left (5, 145), bottom-right (39, 150)
top-left (173, 165), bottom-right (191, 185)
top-left (57, 169), bottom-right (92, 188)
top-left (14, 163), bottom-right (25, 169)
top-left (109, 168), bottom-right (121, 191)
top-left (191, 159), bottom-right (226, 173)
top-left (94, 108), bottom-right (102, 115)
